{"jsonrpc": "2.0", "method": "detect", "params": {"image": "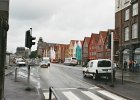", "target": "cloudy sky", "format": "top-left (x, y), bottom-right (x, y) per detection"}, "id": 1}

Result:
top-left (7, 0), bottom-right (115, 53)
